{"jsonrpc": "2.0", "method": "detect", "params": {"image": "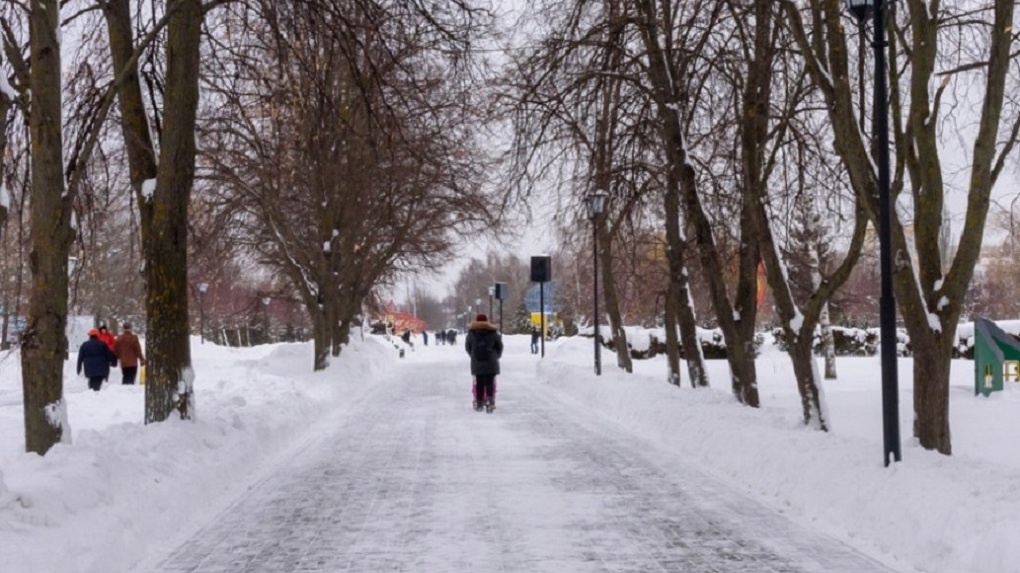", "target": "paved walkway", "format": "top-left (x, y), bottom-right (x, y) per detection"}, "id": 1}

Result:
top-left (146, 346), bottom-right (901, 573)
